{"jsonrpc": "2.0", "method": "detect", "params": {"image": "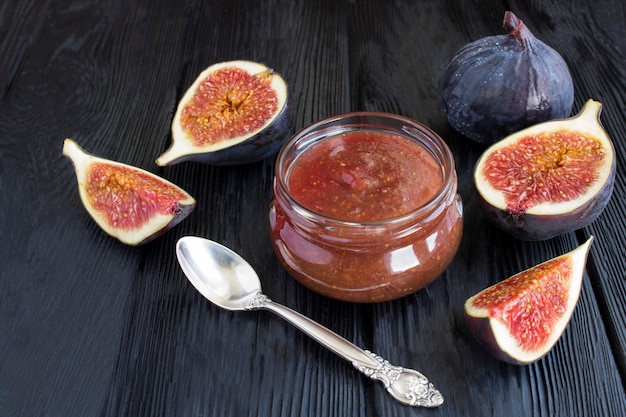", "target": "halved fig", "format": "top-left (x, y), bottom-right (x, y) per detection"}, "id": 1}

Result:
top-left (156, 60), bottom-right (293, 166)
top-left (465, 236), bottom-right (593, 364)
top-left (474, 99), bottom-right (615, 240)
top-left (63, 139), bottom-right (196, 245)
